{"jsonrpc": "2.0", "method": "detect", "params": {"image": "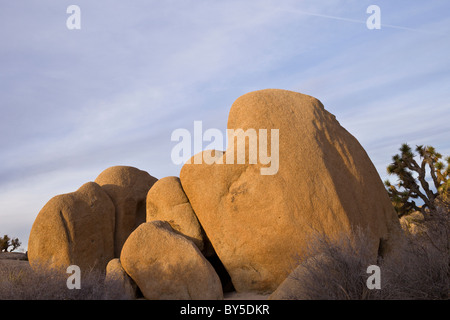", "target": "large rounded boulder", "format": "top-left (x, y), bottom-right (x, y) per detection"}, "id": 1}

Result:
top-left (180, 89), bottom-right (401, 293)
top-left (28, 182), bottom-right (115, 272)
